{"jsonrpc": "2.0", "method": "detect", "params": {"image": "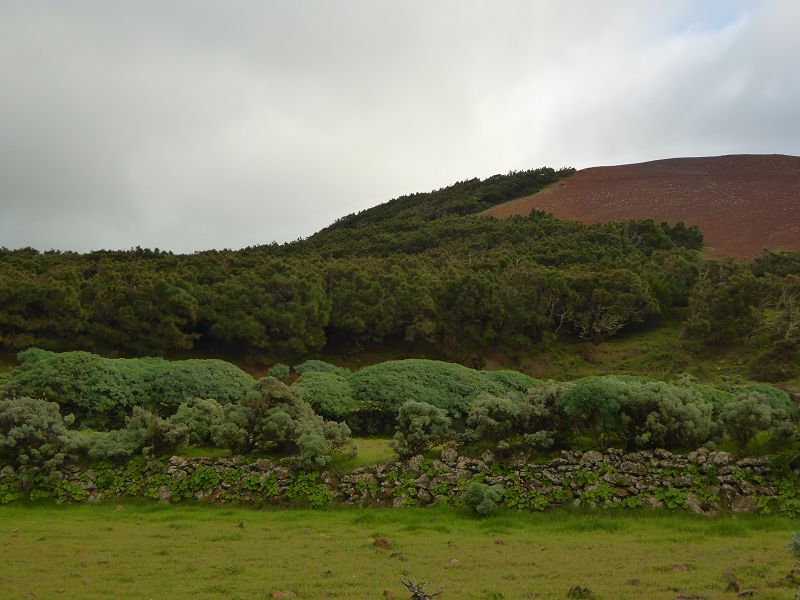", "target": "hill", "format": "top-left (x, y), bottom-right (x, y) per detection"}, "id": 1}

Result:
top-left (484, 154), bottom-right (800, 258)
top-left (2, 158), bottom-right (800, 384)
